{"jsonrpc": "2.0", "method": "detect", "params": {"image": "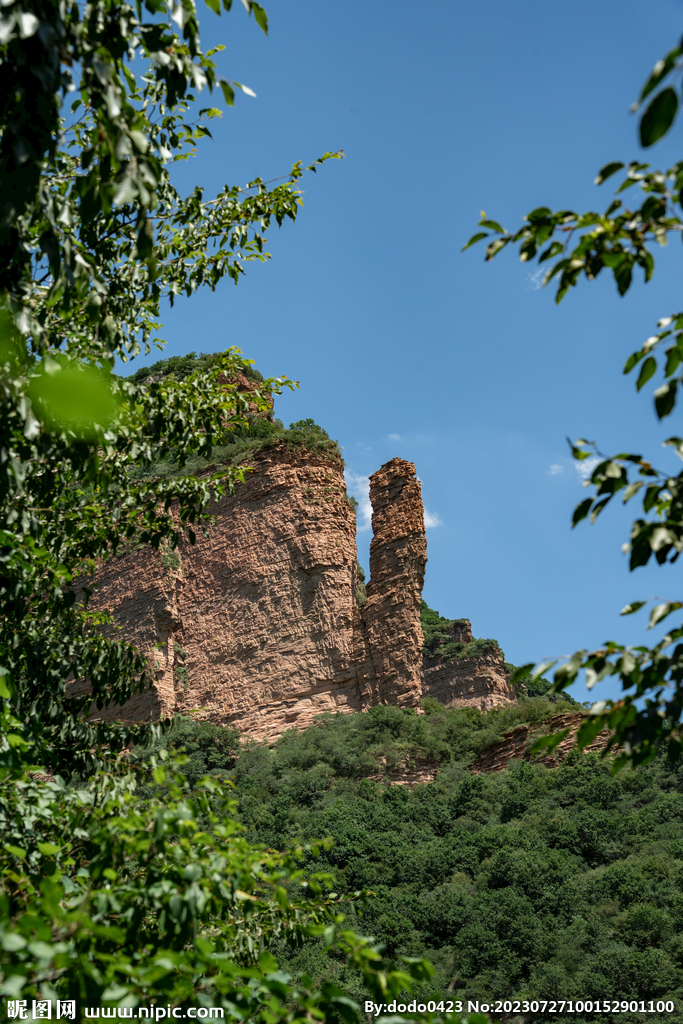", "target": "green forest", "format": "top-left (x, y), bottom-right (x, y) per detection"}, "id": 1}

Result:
top-left (6, 0), bottom-right (683, 1020)
top-left (131, 682), bottom-right (683, 1024)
